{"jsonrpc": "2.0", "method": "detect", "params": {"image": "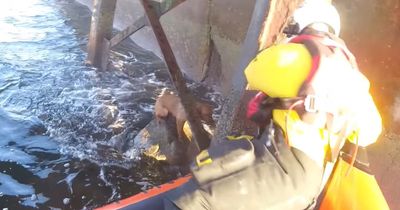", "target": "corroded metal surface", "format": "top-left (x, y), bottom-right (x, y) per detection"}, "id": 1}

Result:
top-left (141, 0), bottom-right (211, 151)
top-left (86, 0), bottom-right (117, 68)
top-left (212, 0), bottom-right (271, 143)
top-left (213, 0), bottom-right (304, 144)
top-left (110, 16), bottom-right (146, 48)
top-left (109, 0), bottom-right (186, 49)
